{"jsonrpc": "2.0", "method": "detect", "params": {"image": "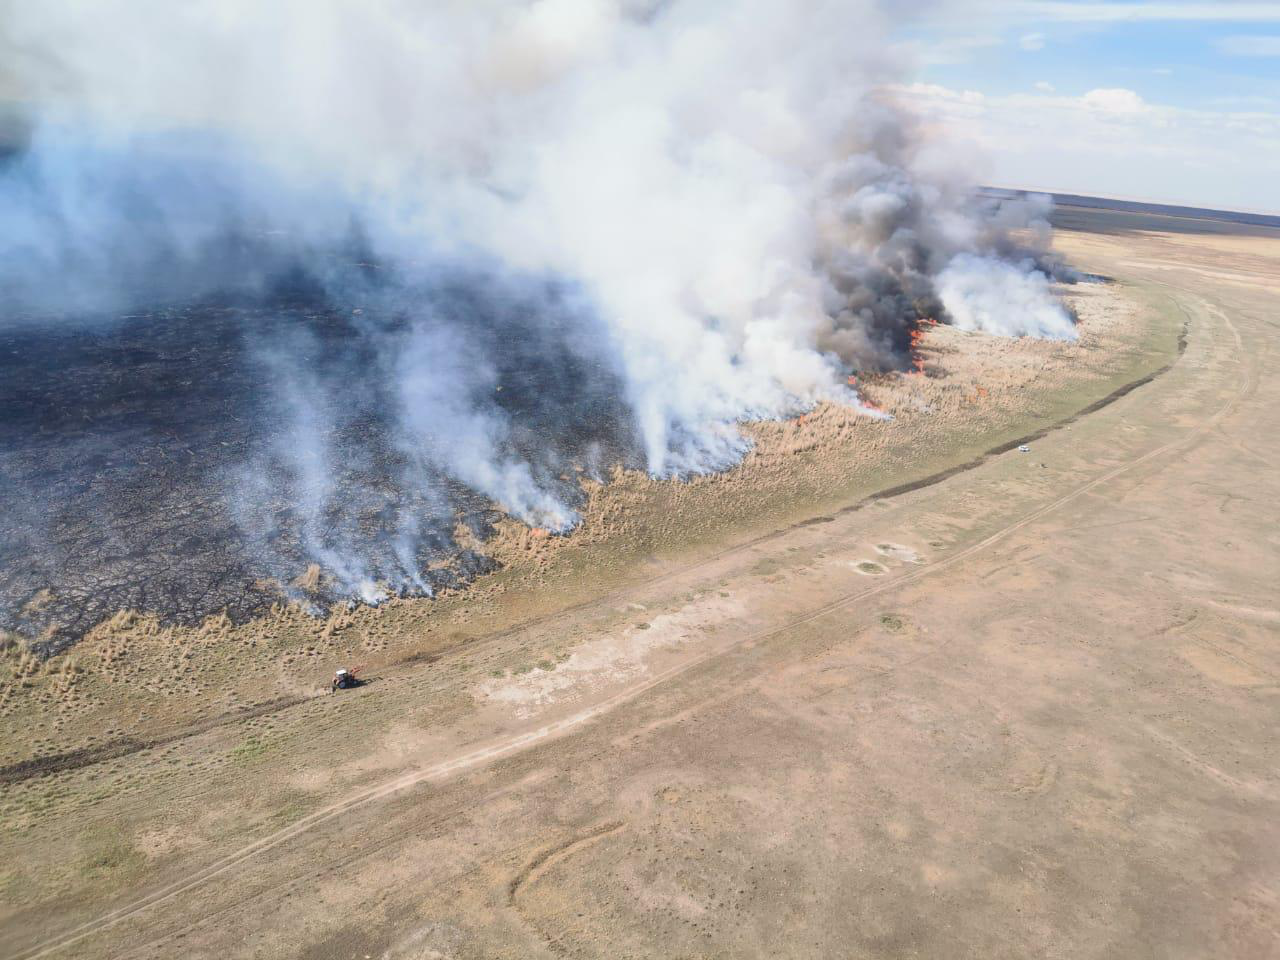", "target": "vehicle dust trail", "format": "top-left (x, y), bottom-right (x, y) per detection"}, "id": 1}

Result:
top-left (10, 290), bottom-right (1246, 960)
